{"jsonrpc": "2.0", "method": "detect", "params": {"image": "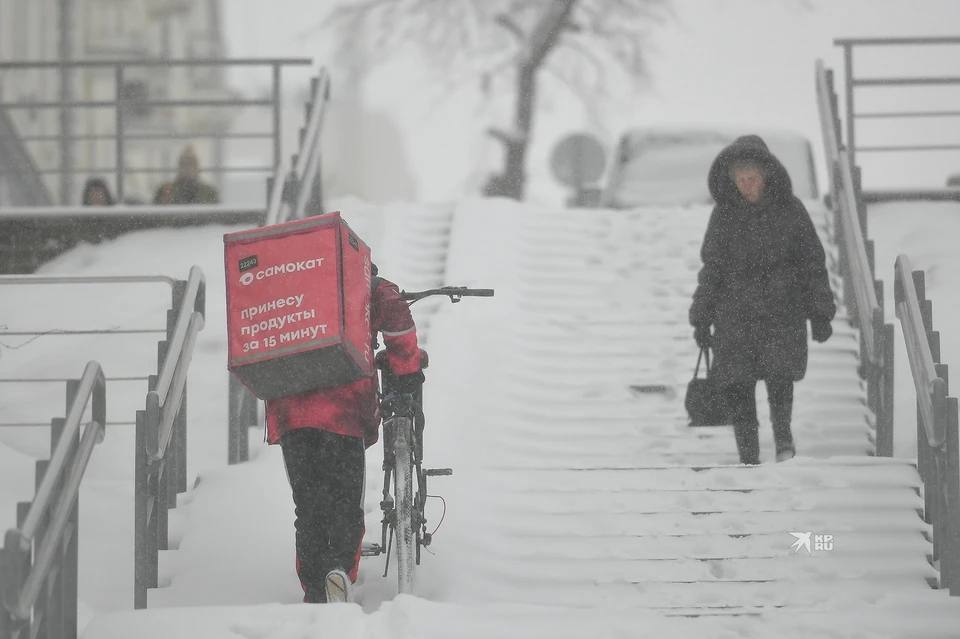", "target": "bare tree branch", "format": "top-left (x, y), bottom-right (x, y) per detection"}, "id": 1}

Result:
top-left (311, 0), bottom-right (680, 199)
top-left (523, 0), bottom-right (579, 69)
top-left (494, 13), bottom-right (526, 40)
